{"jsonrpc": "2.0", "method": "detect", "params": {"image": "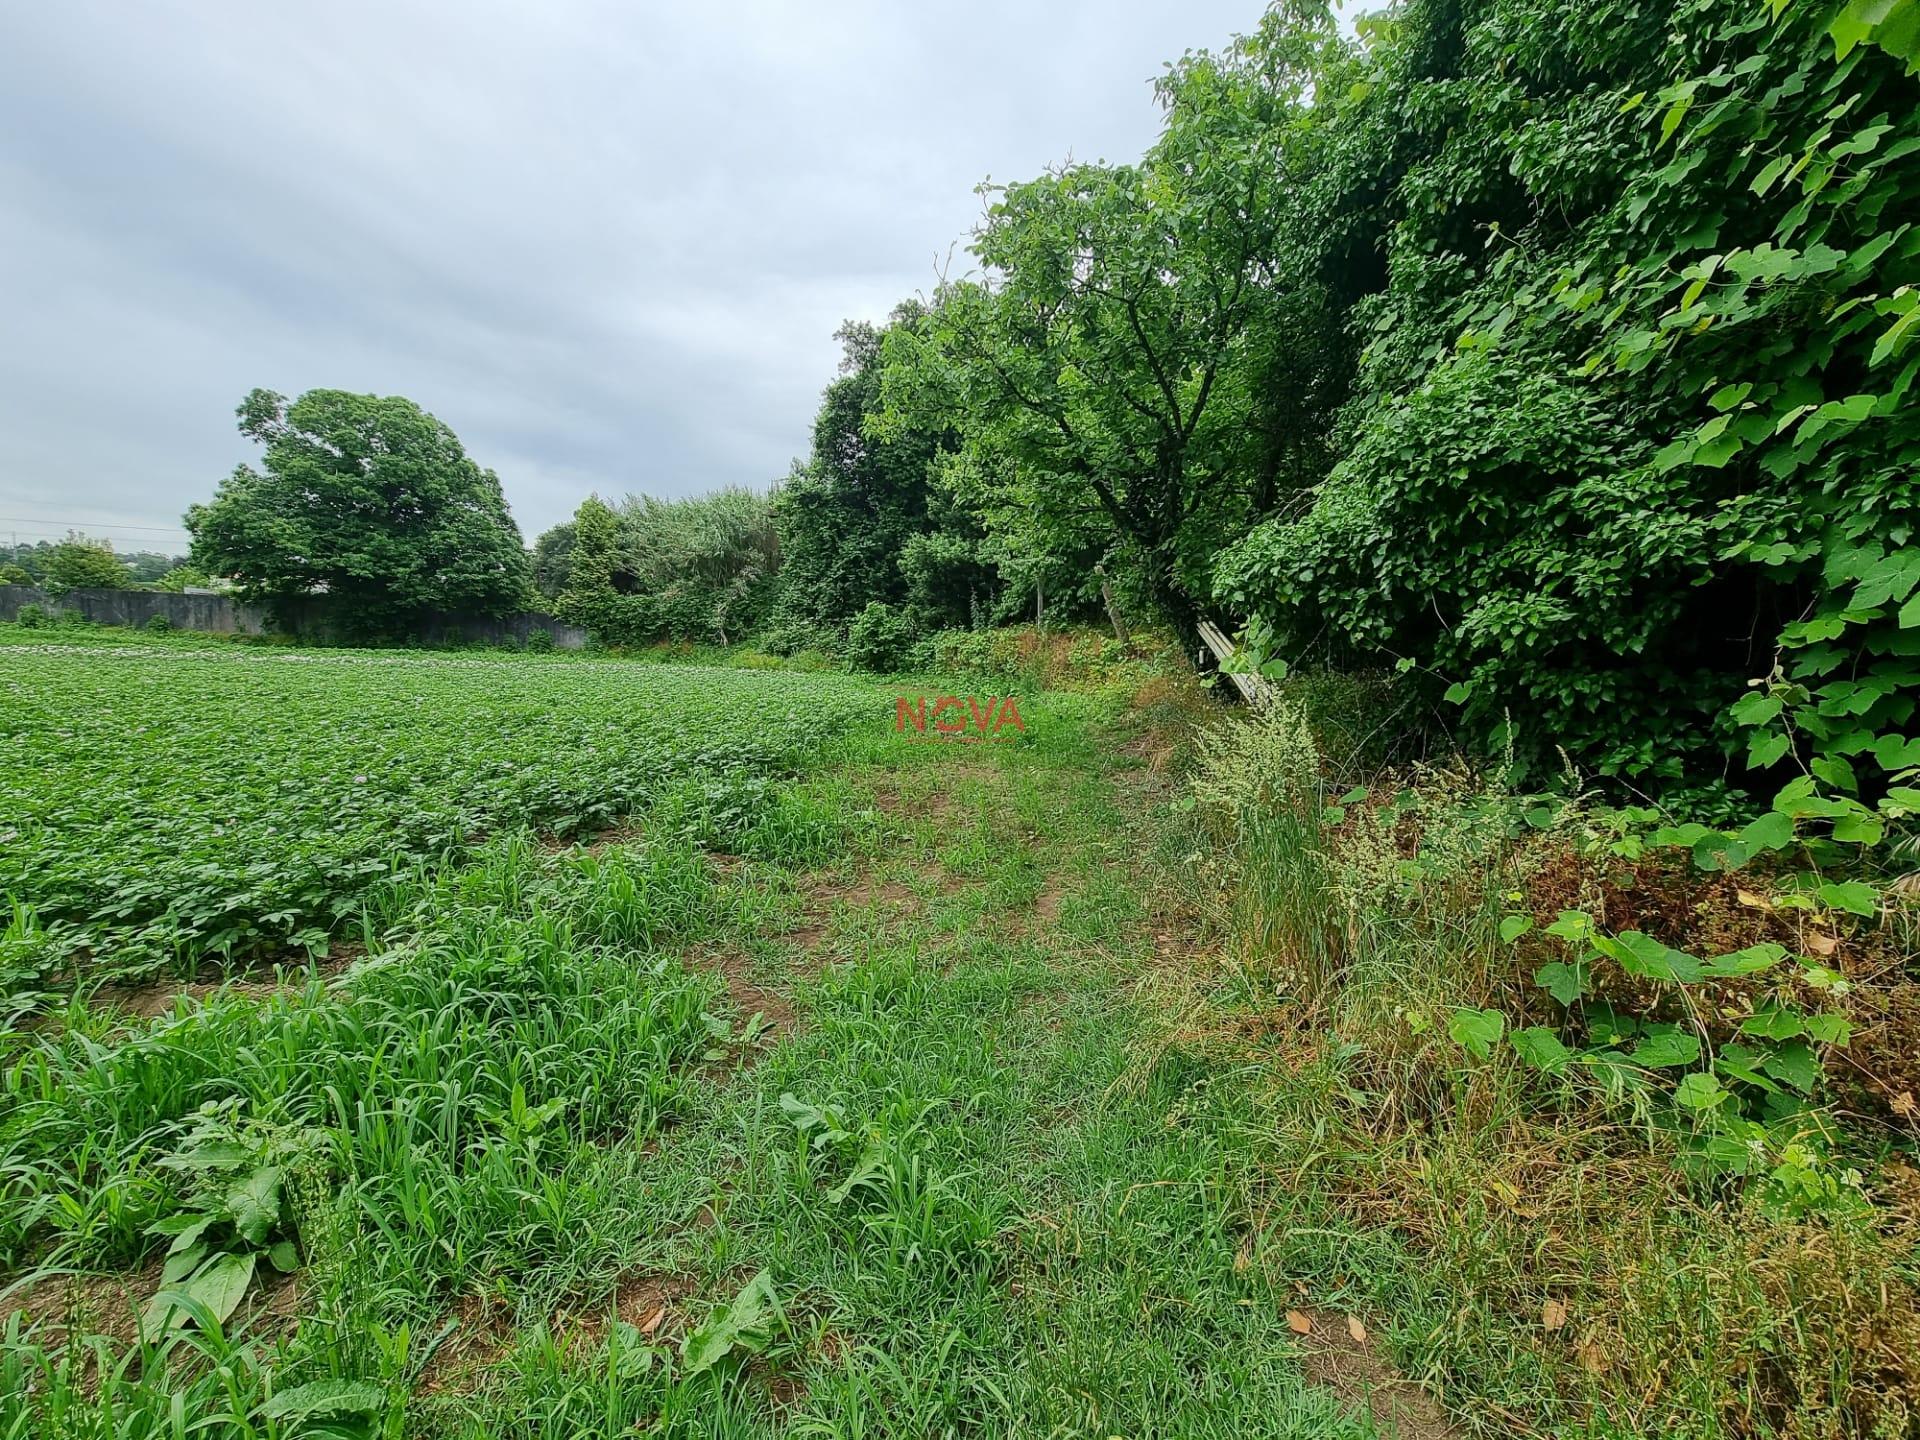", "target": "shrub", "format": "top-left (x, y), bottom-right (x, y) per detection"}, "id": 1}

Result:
top-left (1272, 670), bottom-right (1419, 785)
top-left (525, 628), bottom-right (554, 653)
top-left (145, 615), bottom-right (173, 635)
top-left (14, 604), bottom-right (47, 629)
top-left (1212, 0), bottom-right (1920, 798)
top-left (845, 602), bottom-right (919, 673)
